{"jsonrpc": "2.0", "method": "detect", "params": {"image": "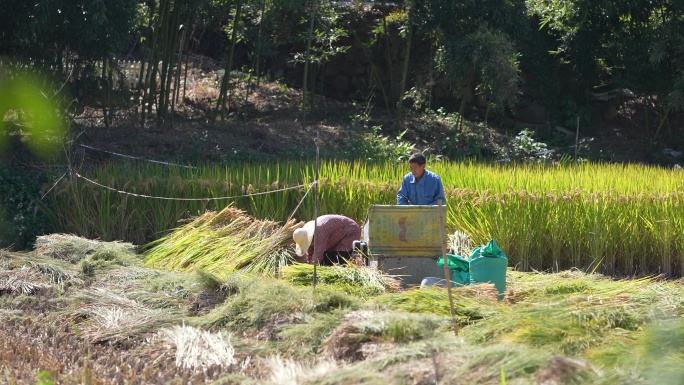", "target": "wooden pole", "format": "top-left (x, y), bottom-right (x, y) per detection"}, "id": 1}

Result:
top-left (312, 131), bottom-right (320, 288)
top-left (439, 199), bottom-right (459, 335)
